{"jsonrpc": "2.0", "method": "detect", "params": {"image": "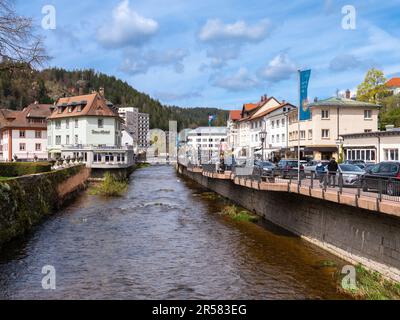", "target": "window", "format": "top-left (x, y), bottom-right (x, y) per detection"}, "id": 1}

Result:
top-left (68, 106), bottom-right (72, 113)
top-left (98, 119), bottom-right (104, 128)
top-left (282, 134), bottom-right (285, 142)
top-left (35, 130), bottom-right (42, 139)
top-left (35, 143), bottom-right (41, 151)
top-left (19, 143), bottom-right (26, 151)
top-left (77, 105), bottom-right (82, 112)
top-left (277, 120), bottom-right (280, 127)
top-left (276, 135), bottom-right (280, 143)
top-left (321, 129), bottom-right (330, 139)
top-left (364, 110), bottom-right (372, 119)
top-left (384, 149), bottom-right (399, 161)
top-left (281, 118), bottom-right (285, 127)
top-left (346, 148), bottom-right (376, 161)
top-left (75, 119), bottom-right (79, 128)
top-left (271, 135), bottom-right (275, 143)
top-left (19, 130), bottom-right (25, 138)
top-left (321, 110), bottom-right (329, 119)
top-left (55, 135), bottom-right (61, 145)
top-left (271, 121), bottom-right (275, 129)
top-left (66, 135), bottom-right (70, 145)
top-left (75, 135), bottom-right (79, 144)
top-left (56, 120), bottom-right (61, 129)
top-left (308, 129), bottom-right (313, 140)
top-left (300, 131), bottom-right (306, 140)
top-left (66, 119), bottom-right (69, 129)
